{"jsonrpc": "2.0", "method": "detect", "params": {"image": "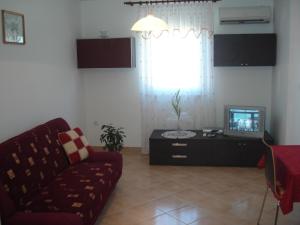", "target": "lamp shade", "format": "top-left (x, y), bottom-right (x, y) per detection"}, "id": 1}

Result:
top-left (131, 14), bottom-right (168, 32)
